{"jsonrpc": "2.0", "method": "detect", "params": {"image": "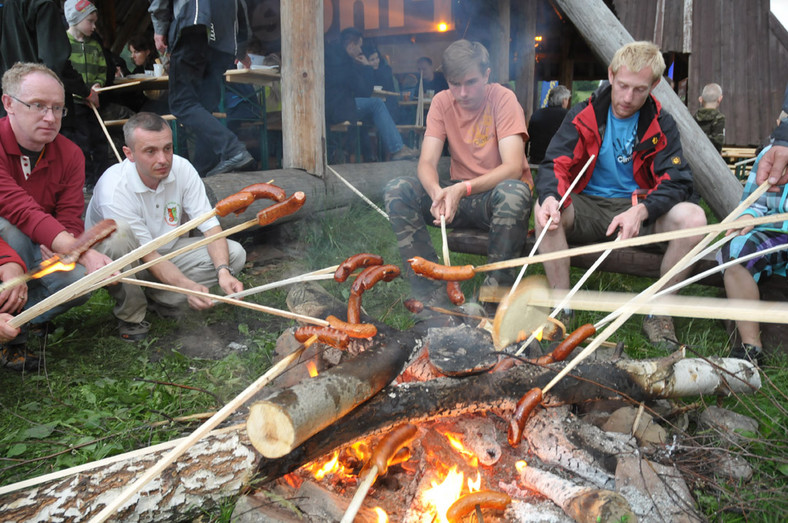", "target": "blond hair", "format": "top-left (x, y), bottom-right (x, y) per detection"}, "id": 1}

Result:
top-left (441, 40), bottom-right (489, 83)
top-left (700, 83), bottom-right (723, 104)
top-left (609, 41), bottom-right (665, 83)
top-left (2, 62), bottom-right (63, 97)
